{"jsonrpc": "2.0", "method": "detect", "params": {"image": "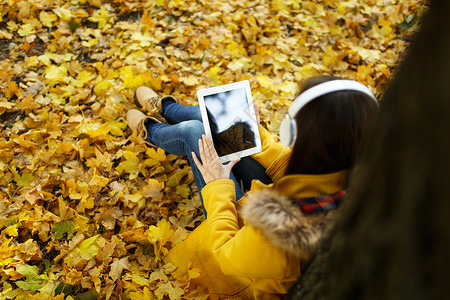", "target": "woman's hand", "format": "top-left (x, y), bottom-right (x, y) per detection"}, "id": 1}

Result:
top-left (192, 135), bottom-right (240, 184)
top-left (254, 102), bottom-right (260, 125)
